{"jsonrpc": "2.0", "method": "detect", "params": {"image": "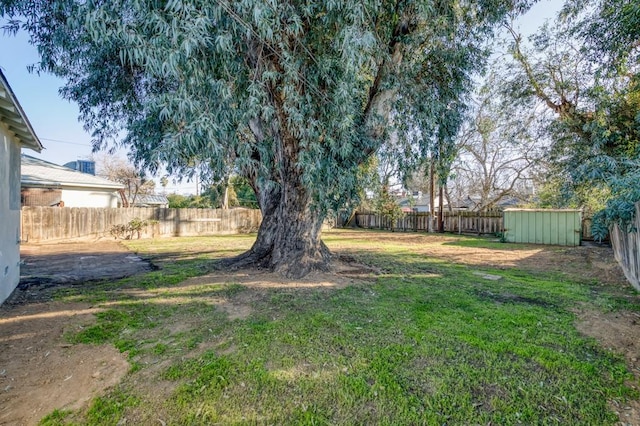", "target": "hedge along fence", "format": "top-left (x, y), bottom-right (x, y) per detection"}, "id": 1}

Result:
top-left (354, 210), bottom-right (503, 235)
top-left (20, 206), bottom-right (262, 243)
top-left (609, 202), bottom-right (640, 291)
